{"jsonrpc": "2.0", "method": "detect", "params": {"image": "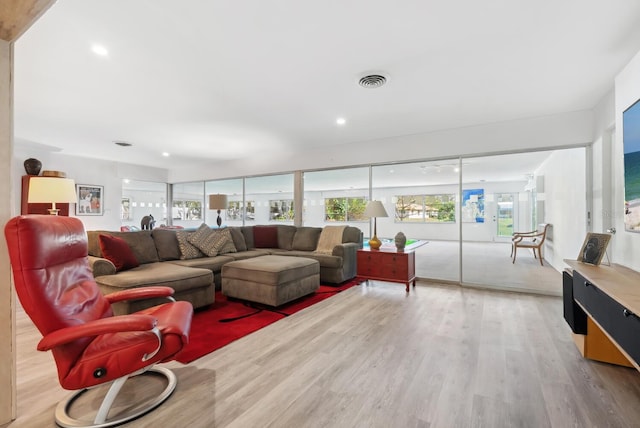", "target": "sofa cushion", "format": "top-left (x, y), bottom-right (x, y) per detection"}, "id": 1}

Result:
top-left (343, 226), bottom-right (362, 244)
top-left (98, 234), bottom-right (140, 272)
top-left (152, 228), bottom-right (181, 261)
top-left (241, 226), bottom-right (255, 249)
top-left (292, 227), bottom-right (322, 251)
top-left (277, 225), bottom-right (297, 250)
top-left (283, 250), bottom-right (343, 269)
top-left (229, 227), bottom-right (247, 252)
top-left (94, 262), bottom-right (212, 293)
top-left (223, 249), bottom-right (271, 260)
top-left (253, 225), bottom-right (278, 248)
top-left (168, 255), bottom-right (235, 272)
top-left (176, 230), bottom-right (205, 259)
top-left (88, 230), bottom-right (159, 264)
